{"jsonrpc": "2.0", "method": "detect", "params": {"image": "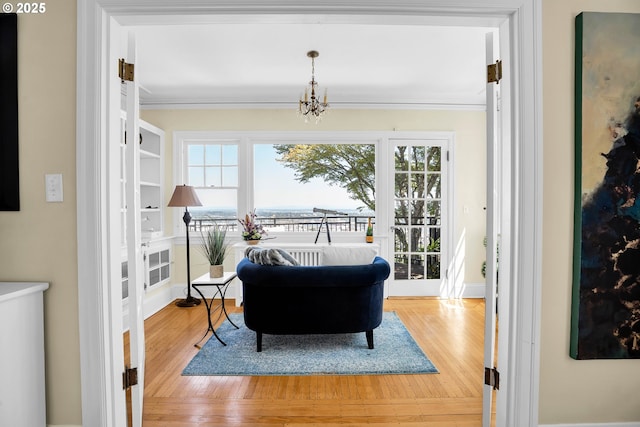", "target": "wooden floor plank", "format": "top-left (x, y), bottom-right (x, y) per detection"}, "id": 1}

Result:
top-left (127, 297), bottom-right (488, 425)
